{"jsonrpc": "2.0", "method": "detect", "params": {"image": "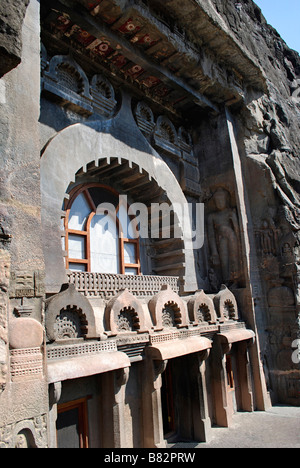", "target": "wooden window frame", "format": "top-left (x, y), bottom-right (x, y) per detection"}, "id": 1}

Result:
top-left (64, 183), bottom-right (141, 275)
top-left (57, 397), bottom-right (91, 449)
